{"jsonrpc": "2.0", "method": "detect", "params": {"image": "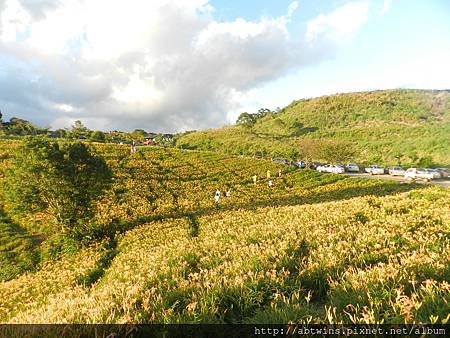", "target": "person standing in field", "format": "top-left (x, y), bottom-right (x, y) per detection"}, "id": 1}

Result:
top-left (278, 169), bottom-right (282, 177)
top-left (130, 140), bottom-right (137, 153)
top-left (215, 190), bottom-right (220, 209)
top-left (252, 175), bottom-right (257, 185)
top-left (268, 179), bottom-right (273, 188)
